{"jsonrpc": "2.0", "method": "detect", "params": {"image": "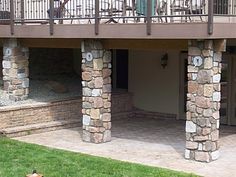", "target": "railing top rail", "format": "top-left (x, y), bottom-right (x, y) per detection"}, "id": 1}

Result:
top-left (0, 0), bottom-right (235, 36)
